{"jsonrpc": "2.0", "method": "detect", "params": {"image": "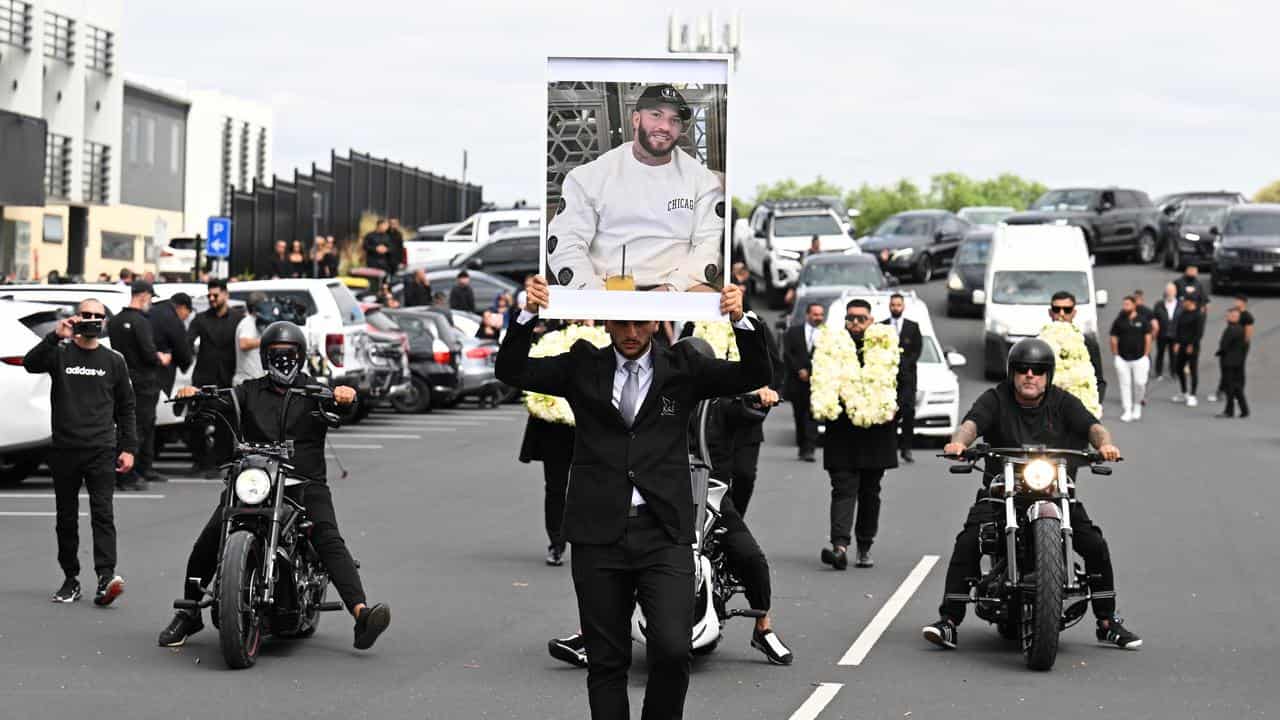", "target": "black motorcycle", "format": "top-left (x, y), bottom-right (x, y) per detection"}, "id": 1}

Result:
top-left (943, 444), bottom-right (1118, 671)
top-left (171, 385), bottom-right (346, 669)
